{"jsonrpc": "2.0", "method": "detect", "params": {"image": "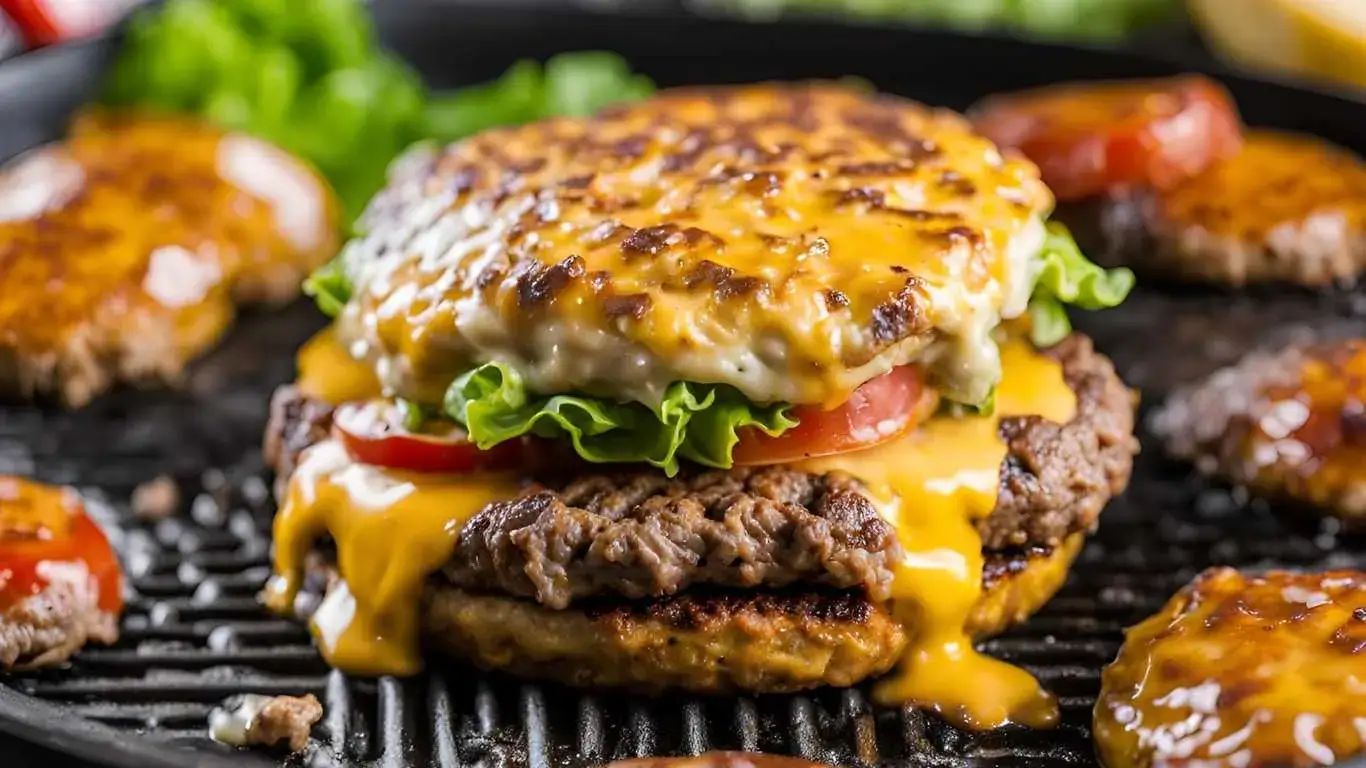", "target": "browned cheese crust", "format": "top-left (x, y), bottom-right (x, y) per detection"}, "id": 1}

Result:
top-left (420, 535), bottom-right (1084, 695)
top-left (0, 110), bottom-right (338, 407)
top-left (1154, 336), bottom-right (1366, 526)
top-left (1094, 568), bottom-right (1366, 768)
top-left (335, 82), bottom-right (1051, 409)
top-left (607, 753), bottom-right (831, 768)
top-left (265, 333), bottom-right (1136, 607)
top-left (1057, 131), bottom-right (1366, 288)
